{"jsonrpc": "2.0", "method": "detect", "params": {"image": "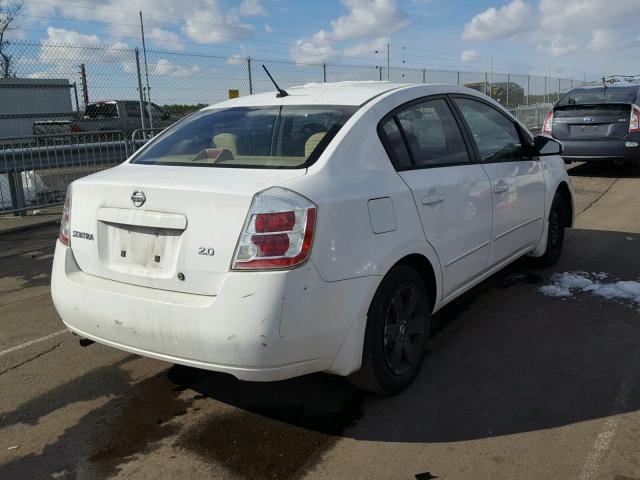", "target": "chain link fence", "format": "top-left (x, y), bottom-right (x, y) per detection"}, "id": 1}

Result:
top-left (1, 40), bottom-right (583, 139)
top-left (0, 40), bottom-right (583, 215)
